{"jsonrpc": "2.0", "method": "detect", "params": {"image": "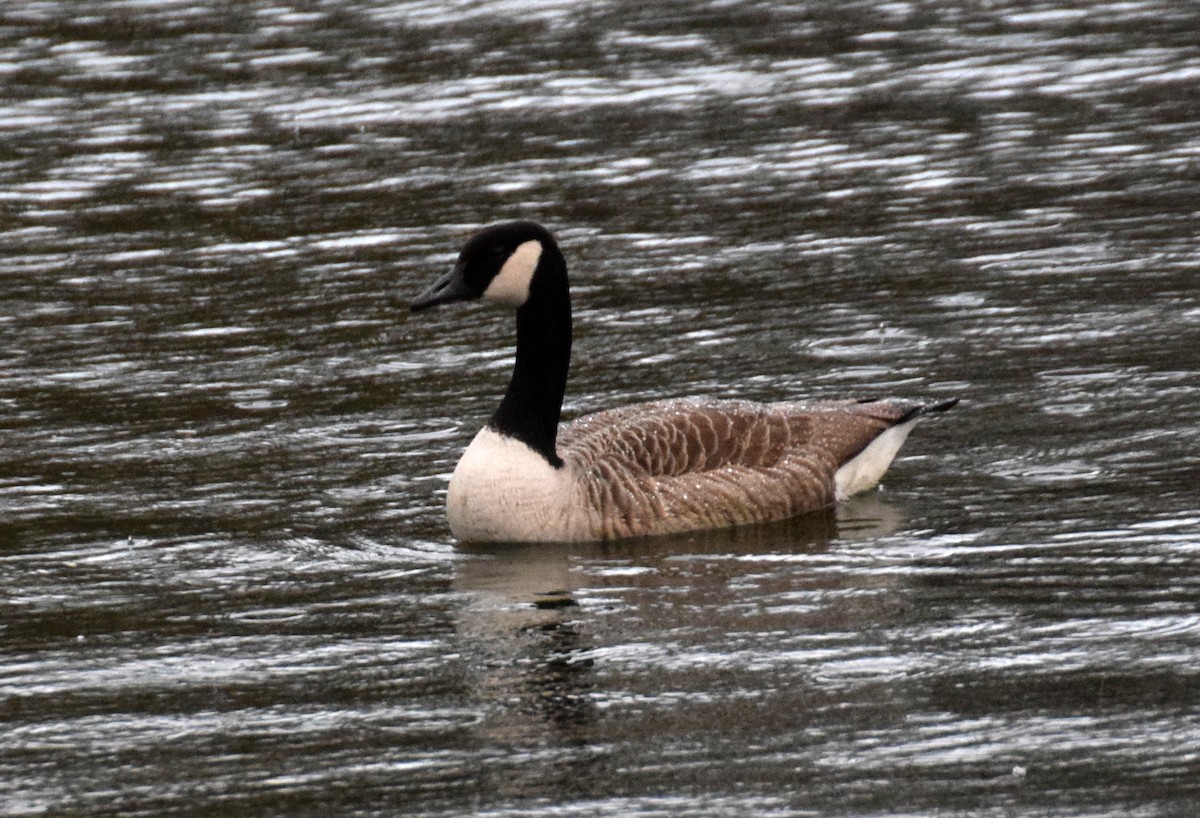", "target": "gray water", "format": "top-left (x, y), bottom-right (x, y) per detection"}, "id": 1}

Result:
top-left (3, 1), bottom-right (1200, 816)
